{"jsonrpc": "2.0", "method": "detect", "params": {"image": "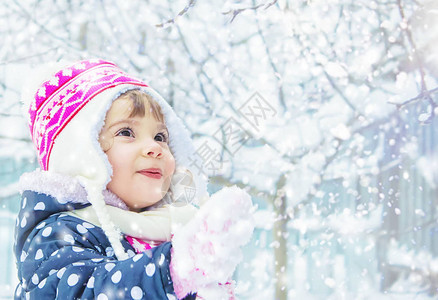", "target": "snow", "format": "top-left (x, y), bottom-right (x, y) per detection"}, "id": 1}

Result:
top-left (416, 155), bottom-right (438, 189)
top-left (1, 0), bottom-right (438, 299)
